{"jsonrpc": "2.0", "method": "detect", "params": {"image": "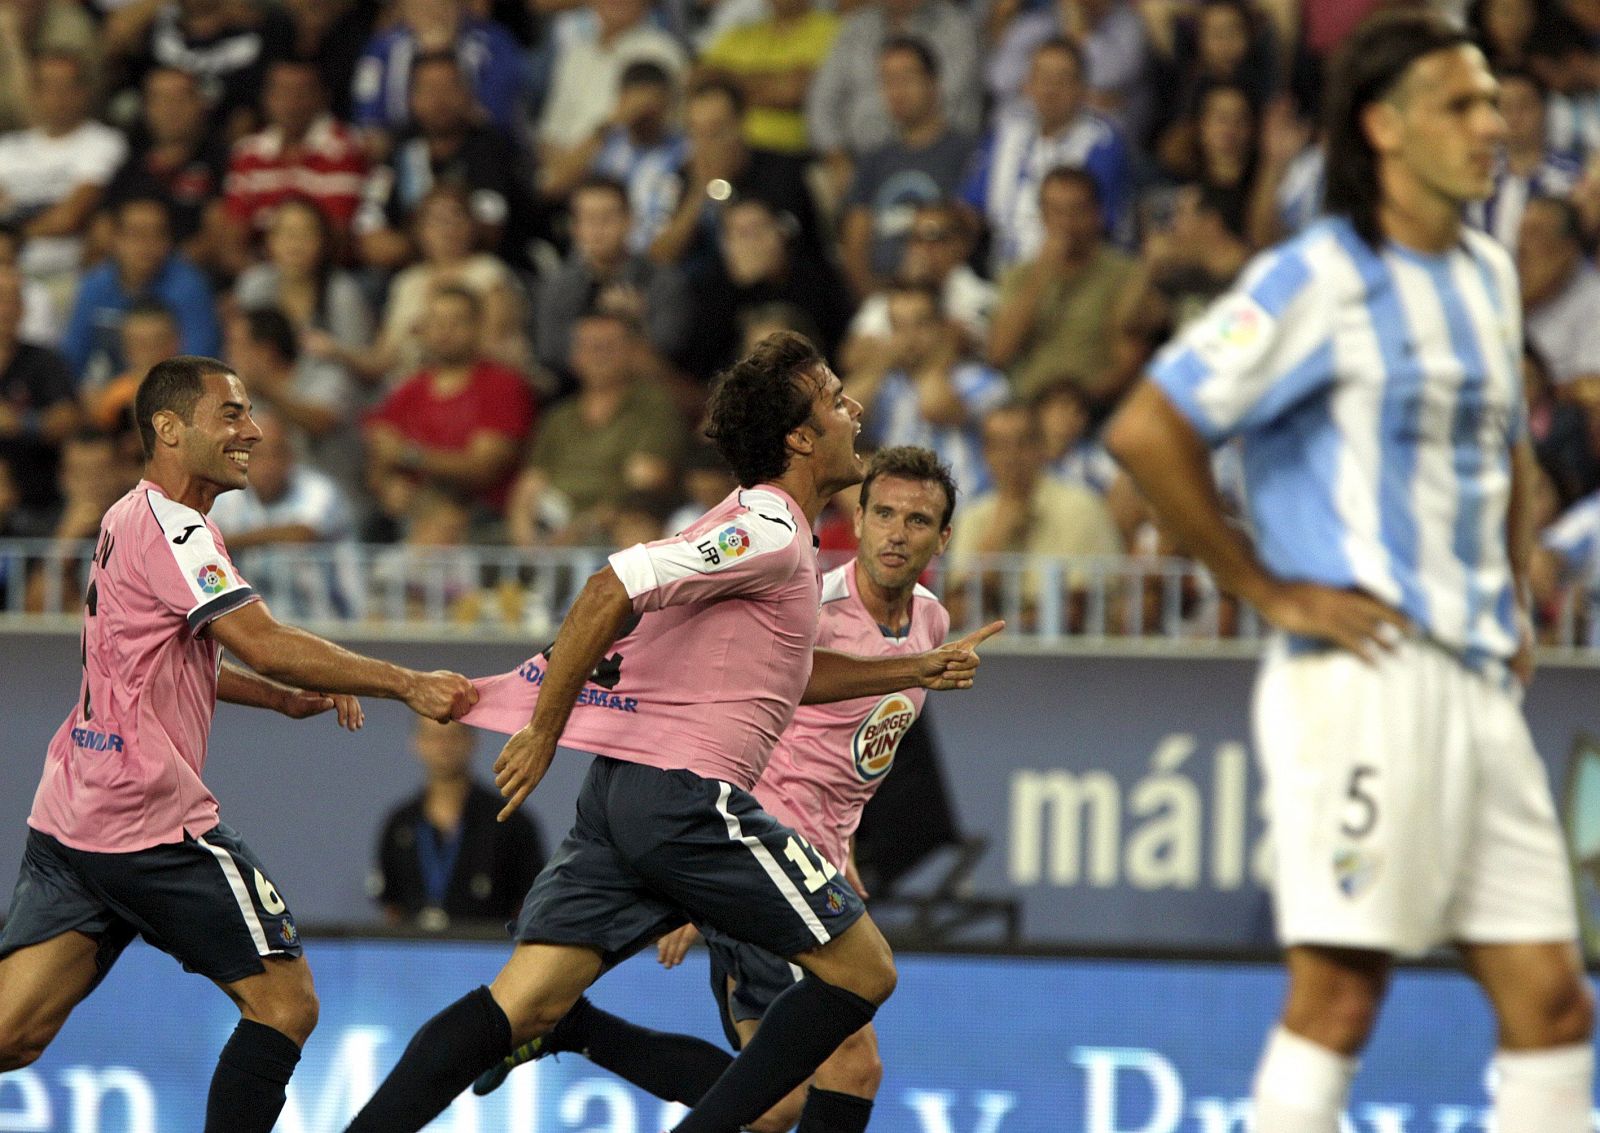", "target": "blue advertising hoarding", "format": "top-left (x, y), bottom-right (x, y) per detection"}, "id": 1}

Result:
top-left (3, 939), bottom-right (1591, 1132)
top-left (2, 631), bottom-right (1599, 949)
